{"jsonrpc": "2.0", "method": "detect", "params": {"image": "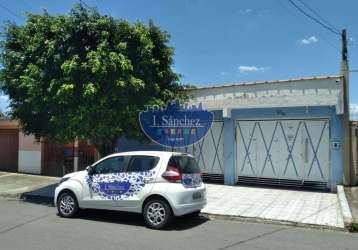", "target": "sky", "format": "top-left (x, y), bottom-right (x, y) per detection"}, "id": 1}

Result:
top-left (0, 0), bottom-right (357, 119)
